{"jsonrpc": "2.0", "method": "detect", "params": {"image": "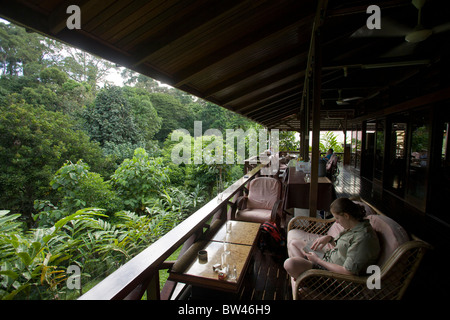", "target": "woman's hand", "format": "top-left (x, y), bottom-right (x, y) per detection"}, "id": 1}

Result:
top-left (311, 235), bottom-right (333, 251)
top-left (304, 251), bottom-right (320, 264)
